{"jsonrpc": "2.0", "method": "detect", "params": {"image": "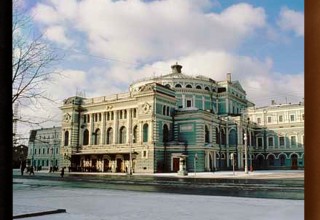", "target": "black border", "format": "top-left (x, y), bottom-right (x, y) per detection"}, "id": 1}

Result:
top-left (0, 0), bottom-right (13, 219)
